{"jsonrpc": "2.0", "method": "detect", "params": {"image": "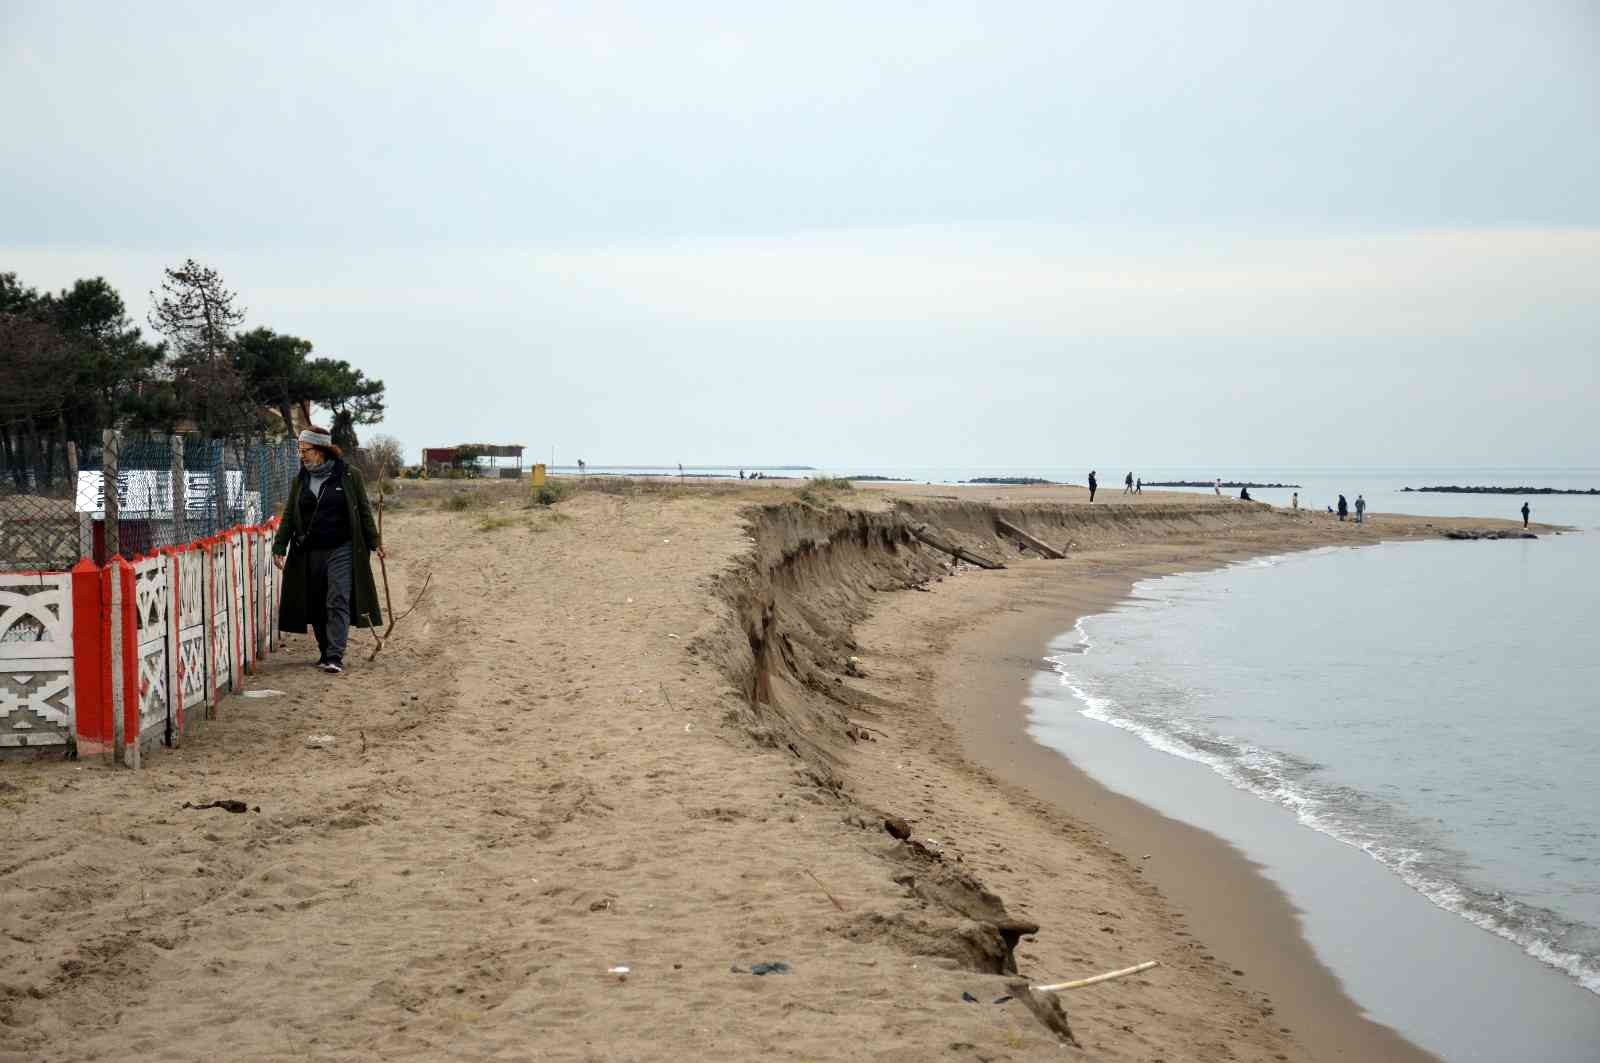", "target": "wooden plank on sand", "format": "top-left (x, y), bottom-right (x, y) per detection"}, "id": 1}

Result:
top-left (908, 523), bottom-right (1006, 570)
top-left (994, 517), bottom-right (1066, 559)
